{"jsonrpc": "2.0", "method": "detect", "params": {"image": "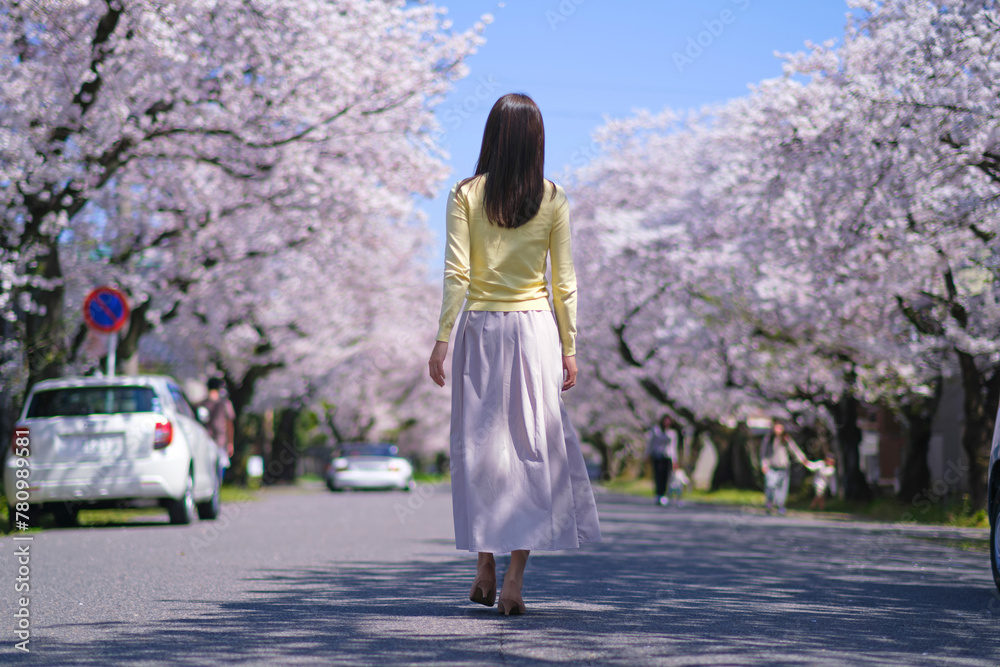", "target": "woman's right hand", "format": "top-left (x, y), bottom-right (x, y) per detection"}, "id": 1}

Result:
top-left (429, 340), bottom-right (449, 387)
top-left (562, 355), bottom-right (577, 391)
